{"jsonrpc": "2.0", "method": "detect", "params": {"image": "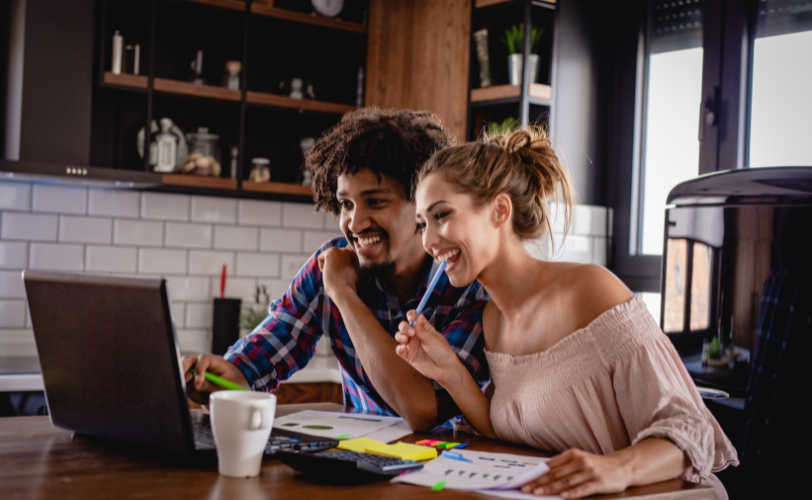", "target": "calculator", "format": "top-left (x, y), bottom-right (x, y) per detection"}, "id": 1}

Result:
top-left (277, 448), bottom-right (424, 483)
